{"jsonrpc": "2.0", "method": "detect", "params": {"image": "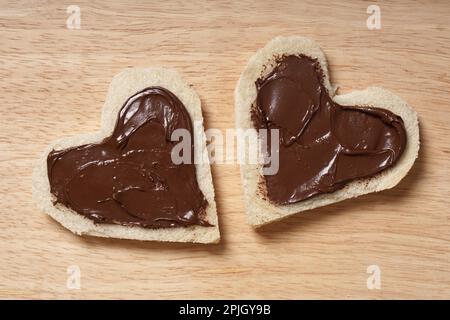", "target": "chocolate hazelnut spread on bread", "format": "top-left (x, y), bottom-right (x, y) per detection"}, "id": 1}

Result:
top-left (252, 55), bottom-right (407, 204)
top-left (47, 87), bottom-right (211, 228)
